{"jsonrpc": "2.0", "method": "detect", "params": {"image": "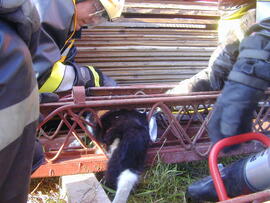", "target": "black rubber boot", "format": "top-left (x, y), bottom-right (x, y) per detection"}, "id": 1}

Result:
top-left (186, 158), bottom-right (254, 202)
top-left (186, 174), bottom-right (219, 203)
